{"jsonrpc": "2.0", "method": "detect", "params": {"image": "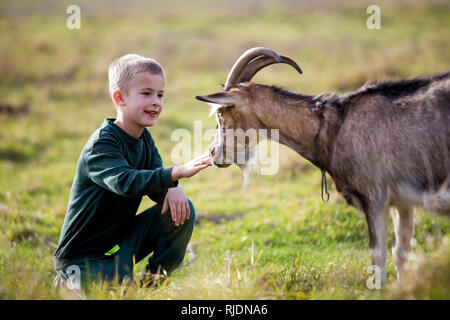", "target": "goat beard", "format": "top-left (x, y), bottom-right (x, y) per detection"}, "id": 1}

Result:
top-left (236, 146), bottom-right (259, 191)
